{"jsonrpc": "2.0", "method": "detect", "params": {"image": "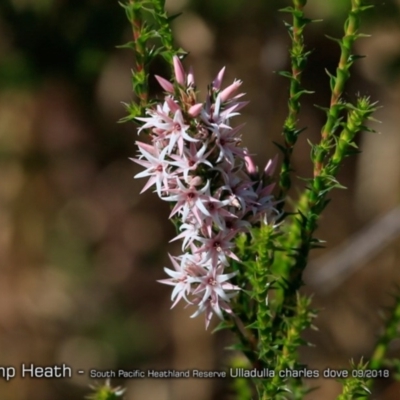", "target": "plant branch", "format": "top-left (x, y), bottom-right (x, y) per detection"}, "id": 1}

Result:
top-left (277, 0), bottom-right (313, 209)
